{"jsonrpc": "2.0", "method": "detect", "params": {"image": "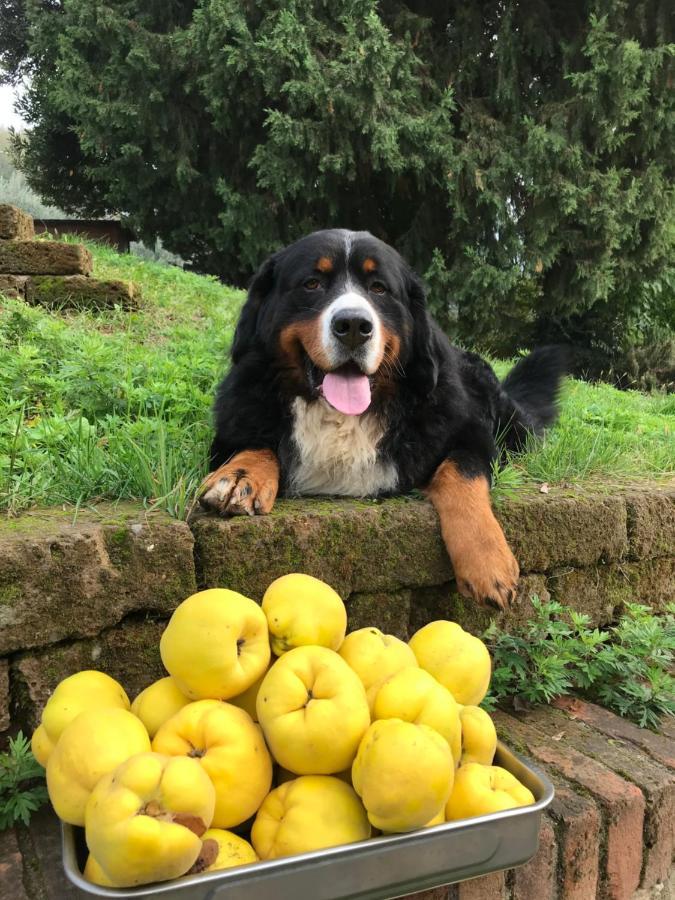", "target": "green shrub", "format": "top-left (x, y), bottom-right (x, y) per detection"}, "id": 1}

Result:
top-left (483, 599), bottom-right (675, 730)
top-left (0, 732), bottom-right (48, 829)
